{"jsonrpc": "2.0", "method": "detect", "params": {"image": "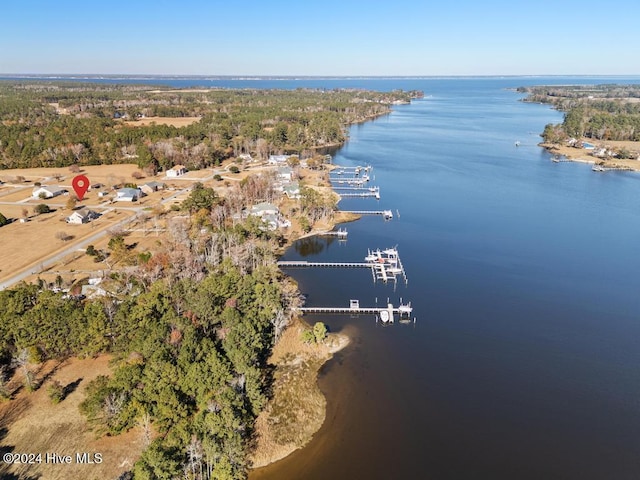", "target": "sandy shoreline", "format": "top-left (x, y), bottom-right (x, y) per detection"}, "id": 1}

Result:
top-left (541, 141), bottom-right (640, 172)
top-left (249, 320), bottom-right (350, 469)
